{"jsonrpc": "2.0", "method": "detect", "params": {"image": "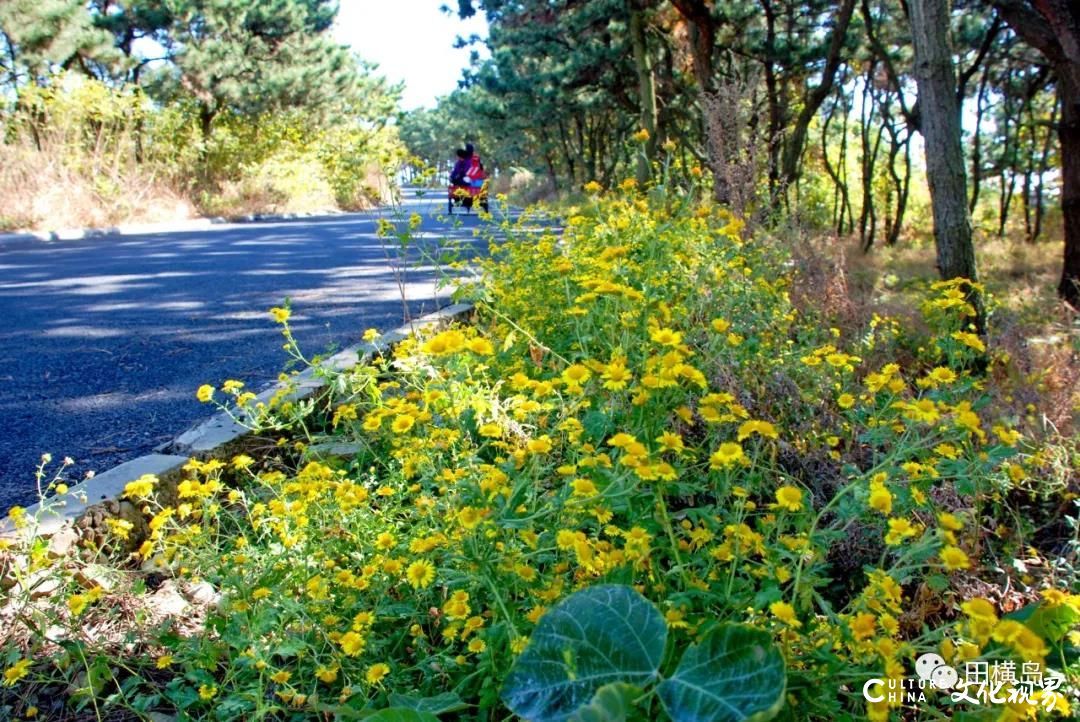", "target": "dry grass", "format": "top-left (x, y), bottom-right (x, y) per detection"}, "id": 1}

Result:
top-left (0, 143), bottom-right (194, 232)
top-left (790, 226), bottom-right (1079, 436)
top-left (490, 167), bottom-right (558, 206)
top-left (0, 140), bottom-right (388, 231)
